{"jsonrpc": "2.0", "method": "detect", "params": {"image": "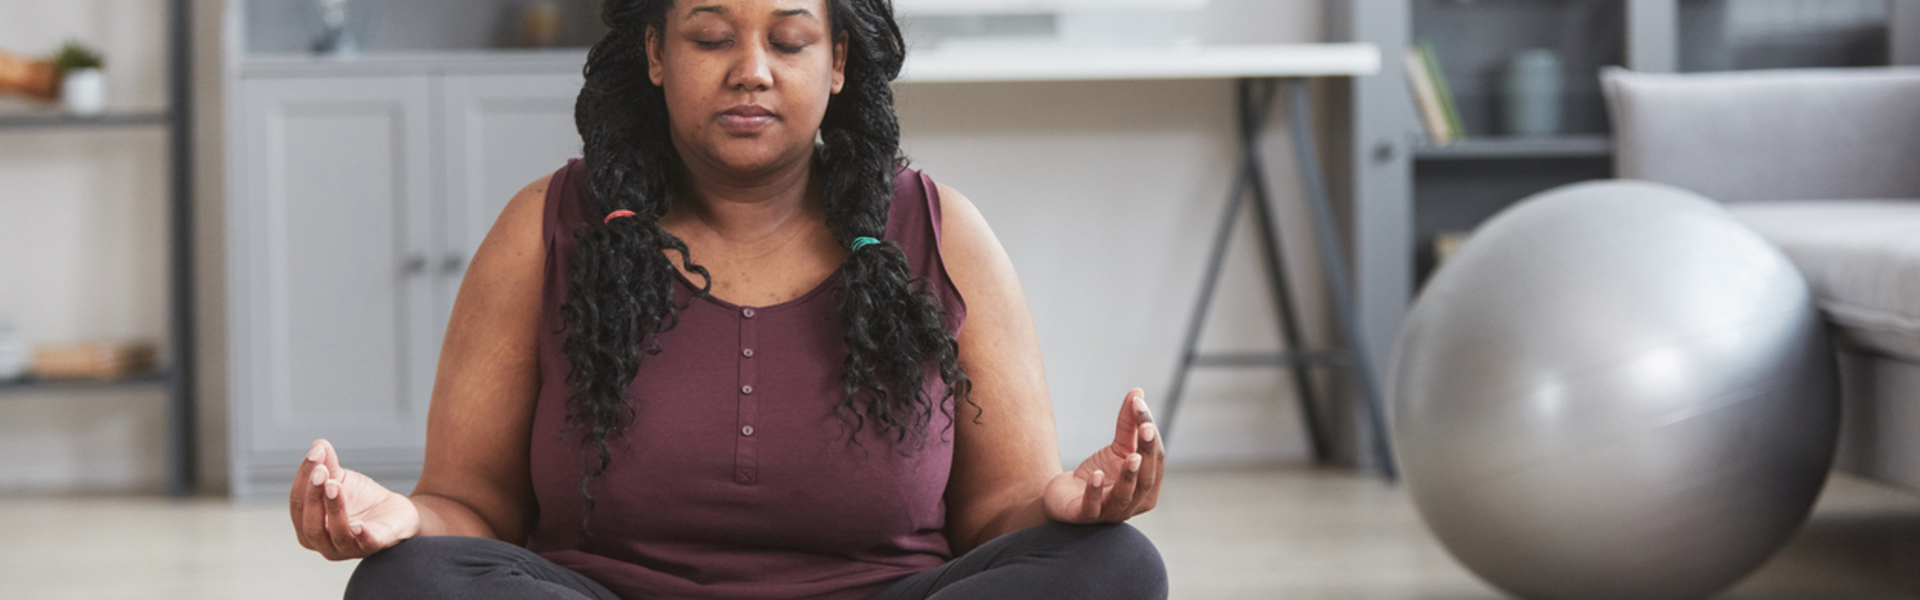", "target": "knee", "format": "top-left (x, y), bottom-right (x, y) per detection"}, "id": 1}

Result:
top-left (1038, 522), bottom-right (1169, 597)
top-left (343, 537), bottom-right (480, 600)
top-left (1088, 523), bottom-right (1168, 591)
